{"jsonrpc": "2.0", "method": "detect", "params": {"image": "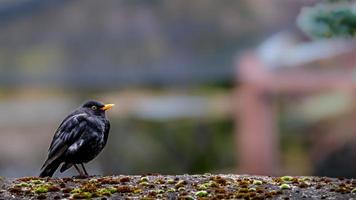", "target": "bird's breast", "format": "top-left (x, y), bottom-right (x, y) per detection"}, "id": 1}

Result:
top-left (88, 119), bottom-right (108, 144)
